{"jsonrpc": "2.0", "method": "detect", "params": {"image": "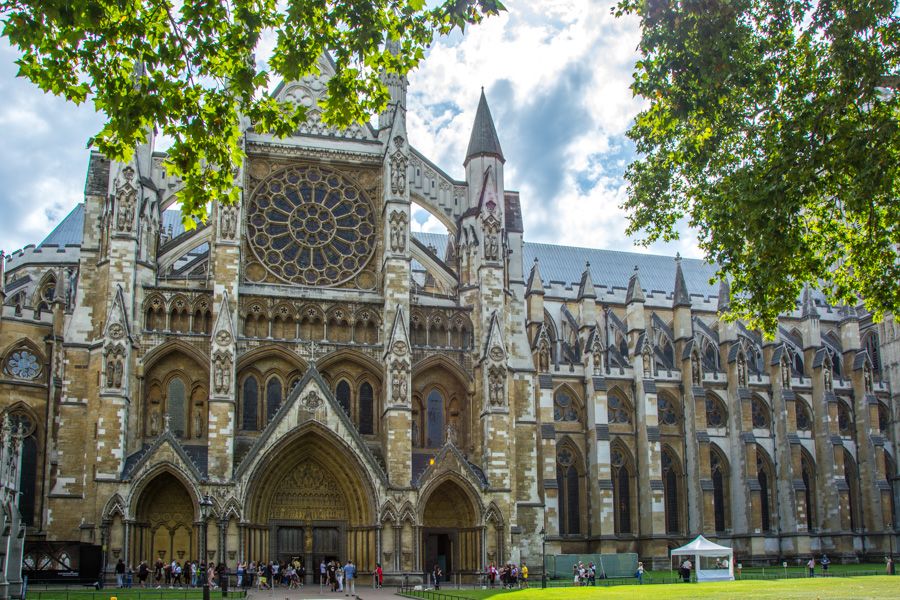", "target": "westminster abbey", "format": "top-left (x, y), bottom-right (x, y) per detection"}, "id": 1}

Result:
top-left (1, 55), bottom-right (898, 587)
